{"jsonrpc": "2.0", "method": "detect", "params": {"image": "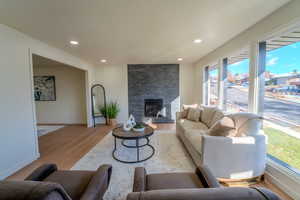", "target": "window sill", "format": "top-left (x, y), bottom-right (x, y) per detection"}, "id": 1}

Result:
top-left (267, 154), bottom-right (300, 177)
top-left (266, 157), bottom-right (300, 199)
